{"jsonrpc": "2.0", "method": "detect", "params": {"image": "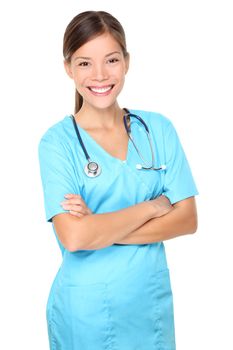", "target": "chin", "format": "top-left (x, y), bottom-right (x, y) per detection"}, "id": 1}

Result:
top-left (86, 99), bottom-right (118, 111)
